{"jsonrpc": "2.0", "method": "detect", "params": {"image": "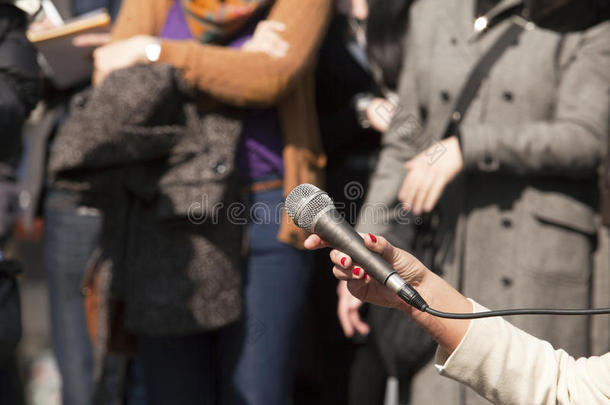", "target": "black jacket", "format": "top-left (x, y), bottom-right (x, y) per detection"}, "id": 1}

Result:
top-left (0, 5), bottom-right (39, 245)
top-left (50, 64), bottom-right (244, 335)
